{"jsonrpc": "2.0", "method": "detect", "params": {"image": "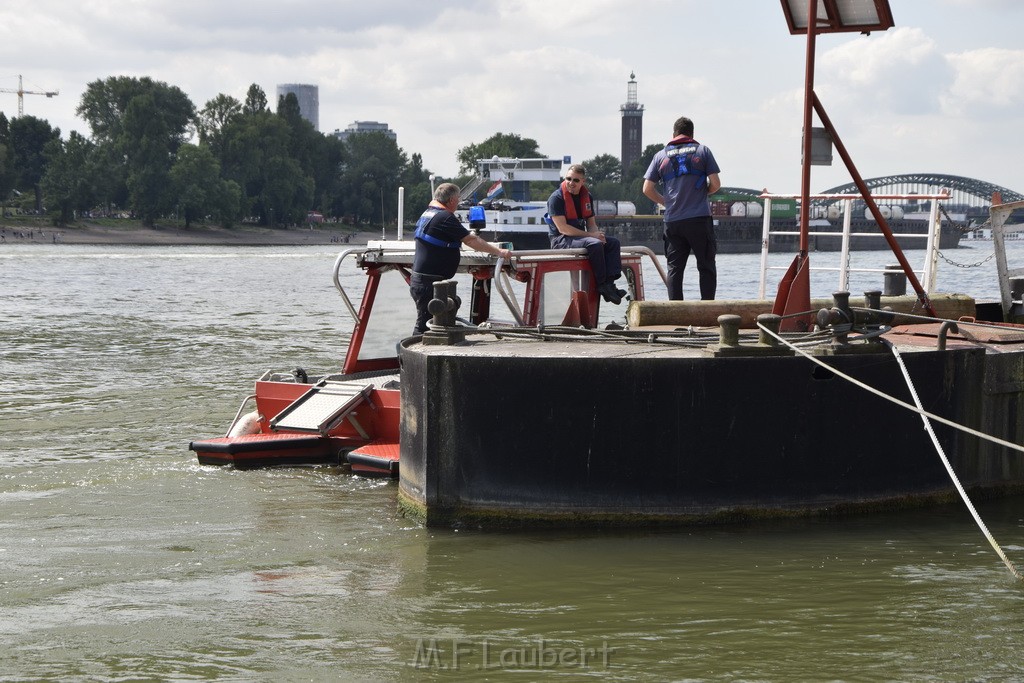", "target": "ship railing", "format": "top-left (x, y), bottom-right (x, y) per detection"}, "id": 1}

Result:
top-left (990, 198), bottom-right (1024, 319)
top-left (332, 247), bottom-right (369, 321)
top-left (333, 242), bottom-right (669, 331)
top-left (458, 175), bottom-right (488, 201)
top-left (757, 192), bottom-right (950, 298)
